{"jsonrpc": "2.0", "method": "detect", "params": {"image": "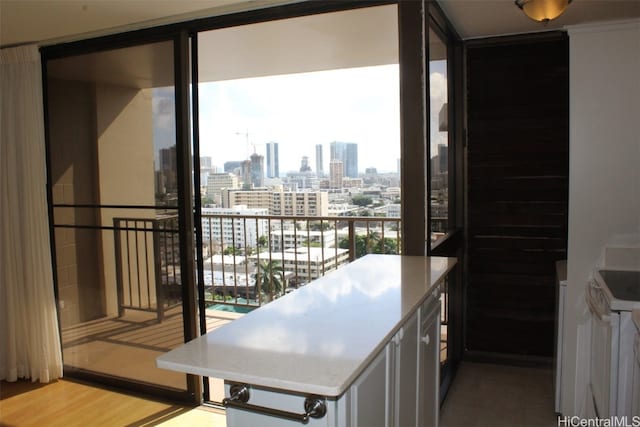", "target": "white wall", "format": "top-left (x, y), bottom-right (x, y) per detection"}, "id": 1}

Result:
top-left (562, 19), bottom-right (640, 416)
